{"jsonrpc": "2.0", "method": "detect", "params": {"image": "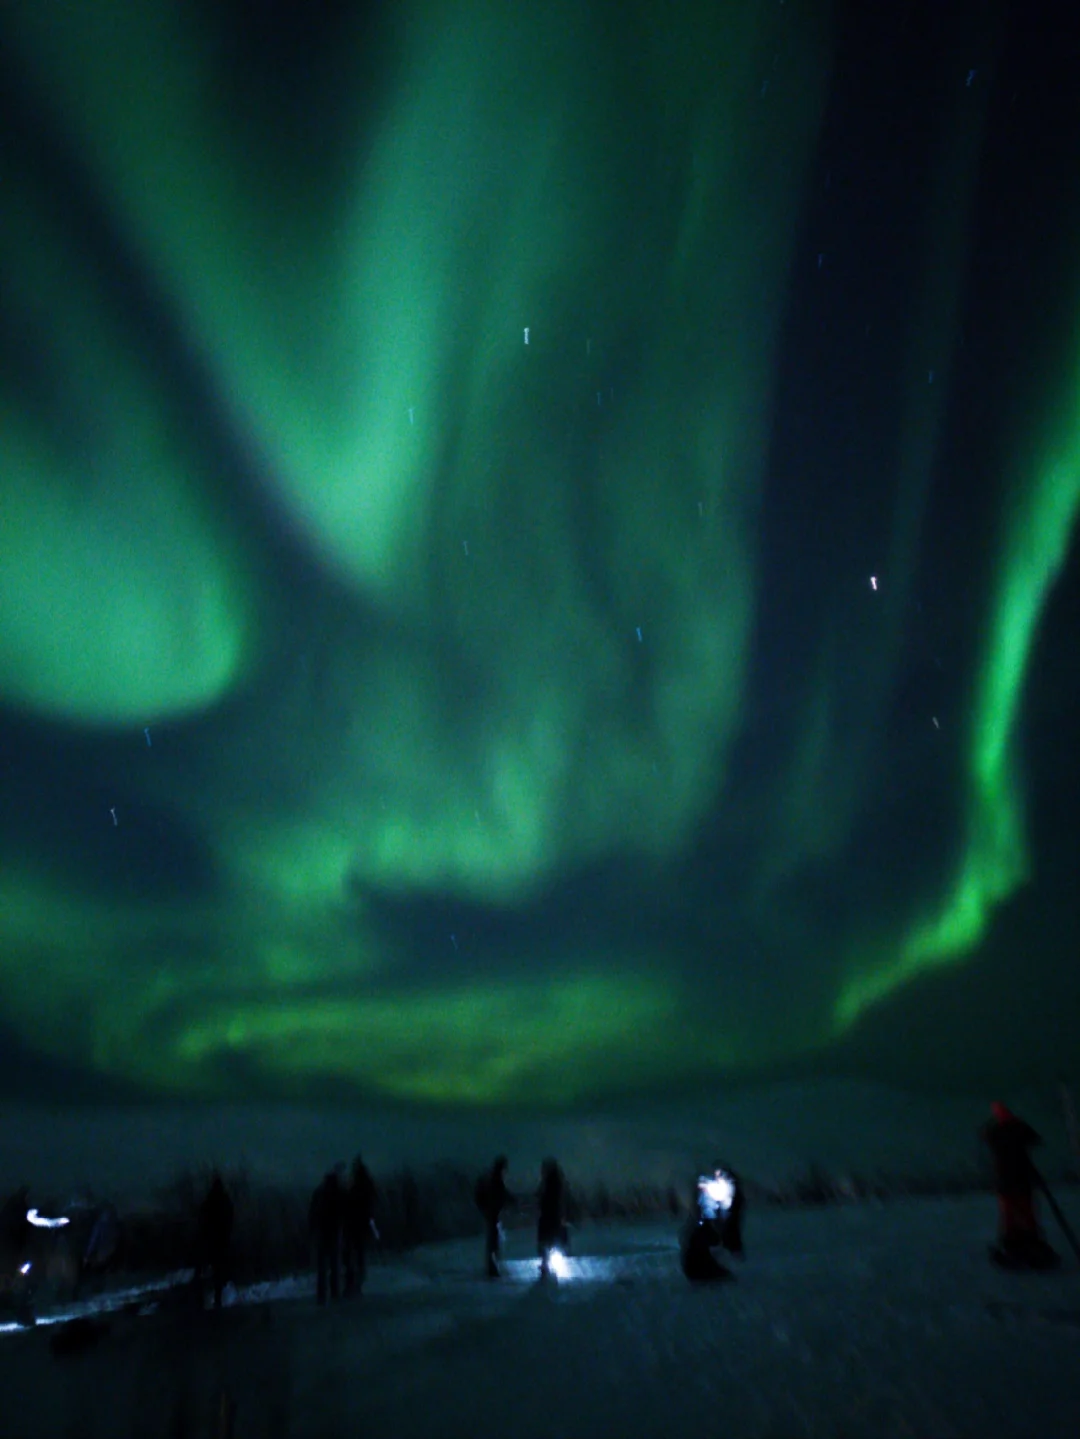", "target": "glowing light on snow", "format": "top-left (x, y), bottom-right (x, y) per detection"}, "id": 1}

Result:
top-left (547, 1248), bottom-right (570, 1279)
top-left (19, 1263), bottom-right (31, 1276)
